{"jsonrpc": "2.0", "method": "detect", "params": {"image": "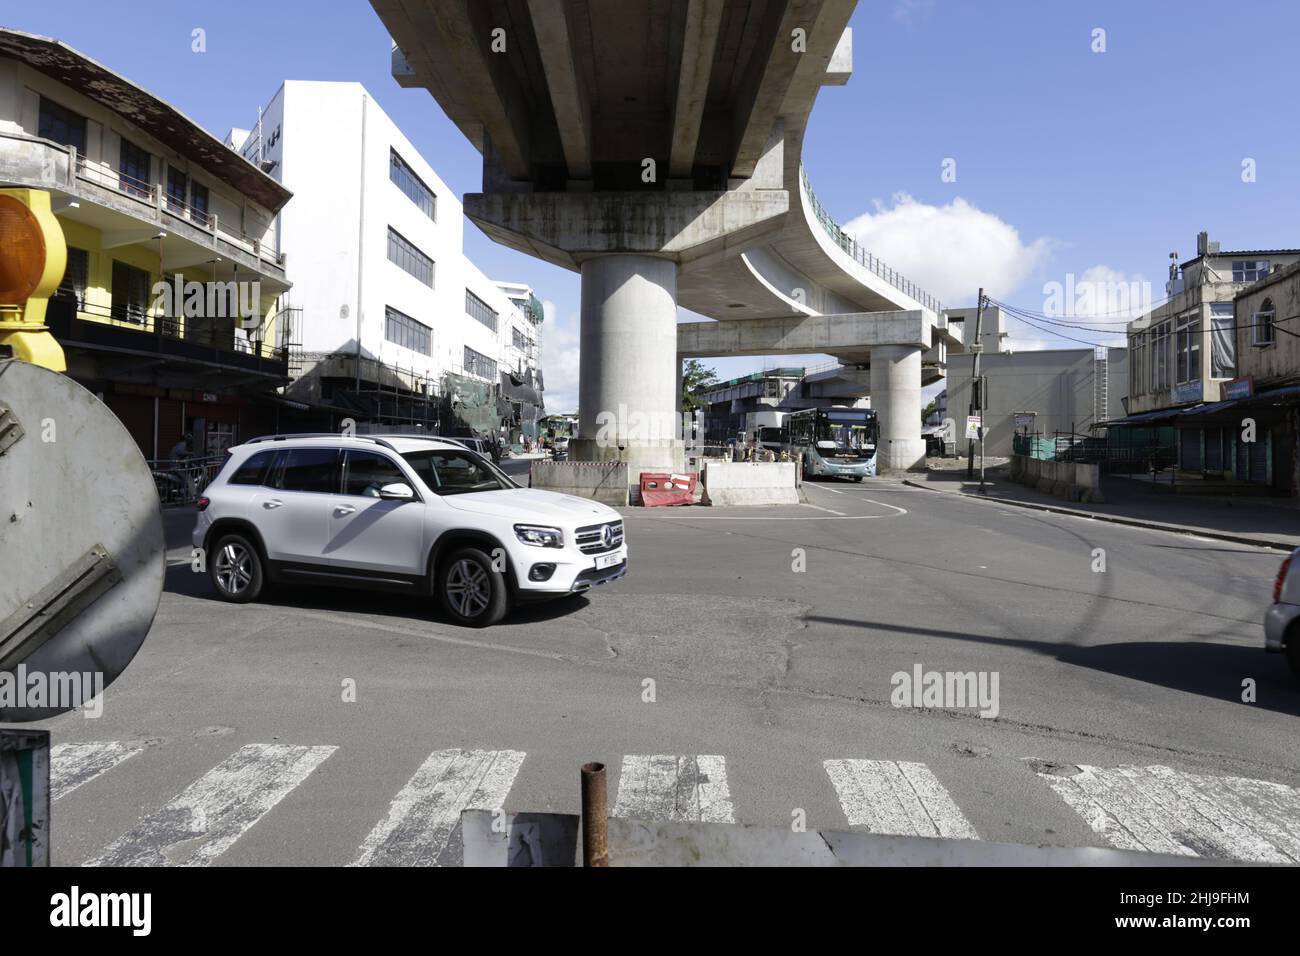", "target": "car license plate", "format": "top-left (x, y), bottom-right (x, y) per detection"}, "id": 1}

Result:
top-left (594, 552), bottom-right (621, 570)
